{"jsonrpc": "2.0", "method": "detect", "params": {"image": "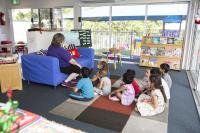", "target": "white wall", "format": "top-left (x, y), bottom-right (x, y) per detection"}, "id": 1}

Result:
top-left (6, 0), bottom-right (80, 9)
top-left (0, 0), bottom-right (11, 42)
